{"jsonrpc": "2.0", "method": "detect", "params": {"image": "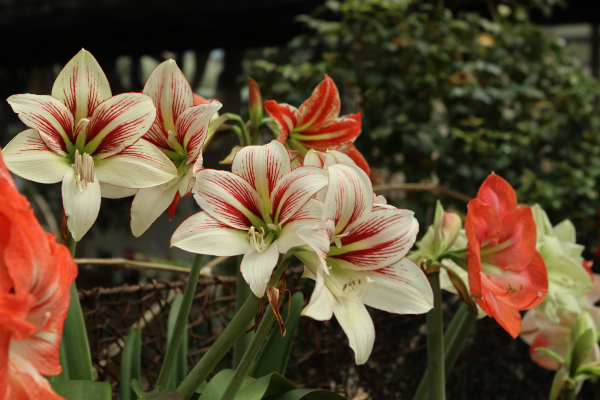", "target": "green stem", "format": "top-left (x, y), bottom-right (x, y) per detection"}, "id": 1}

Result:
top-left (426, 271), bottom-right (446, 400)
top-left (58, 233), bottom-right (94, 381)
top-left (225, 113), bottom-right (251, 146)
top-left (177, 252), bottom-right (295, 400)
top-left (155, 254), bottom-right (204, 391)
top-left (233, 262), bottom-right (253, 368)
top-left (220, 306), bottom-right (276, 400)
top-left (563, 387), bottom-right (576, 400)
